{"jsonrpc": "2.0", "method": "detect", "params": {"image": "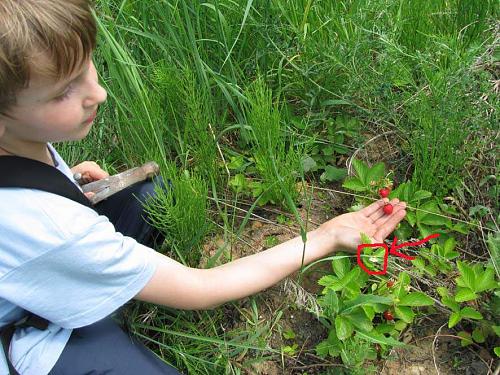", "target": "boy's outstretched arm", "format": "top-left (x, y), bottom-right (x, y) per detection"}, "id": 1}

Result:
top-left (135, 198), bottom-right (406, 310)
